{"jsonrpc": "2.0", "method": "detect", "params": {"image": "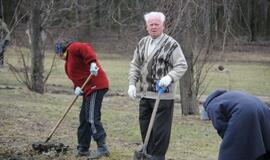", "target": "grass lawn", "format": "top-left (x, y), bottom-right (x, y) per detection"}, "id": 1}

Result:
top-left (3, 47), bottom-right (270, 96)
top-left (0, 47), bottom-right (269, 159)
